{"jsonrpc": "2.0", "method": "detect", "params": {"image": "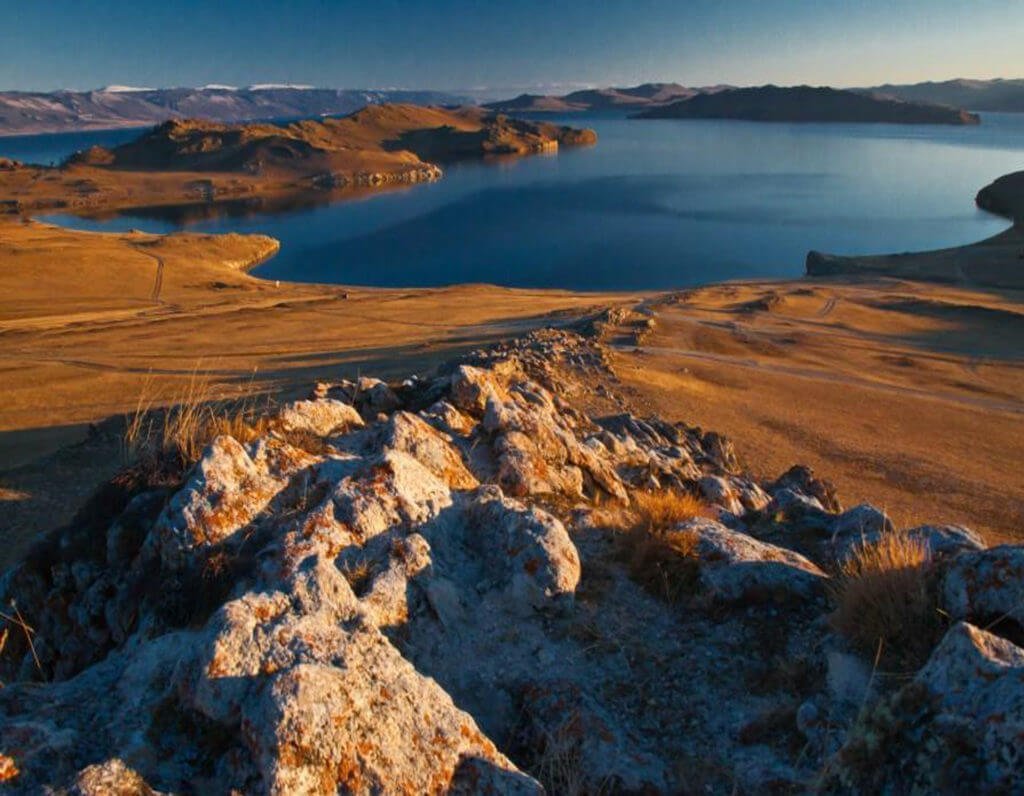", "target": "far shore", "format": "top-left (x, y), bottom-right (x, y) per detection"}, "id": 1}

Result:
top-left (0, 105), bottom-right (596, 219)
